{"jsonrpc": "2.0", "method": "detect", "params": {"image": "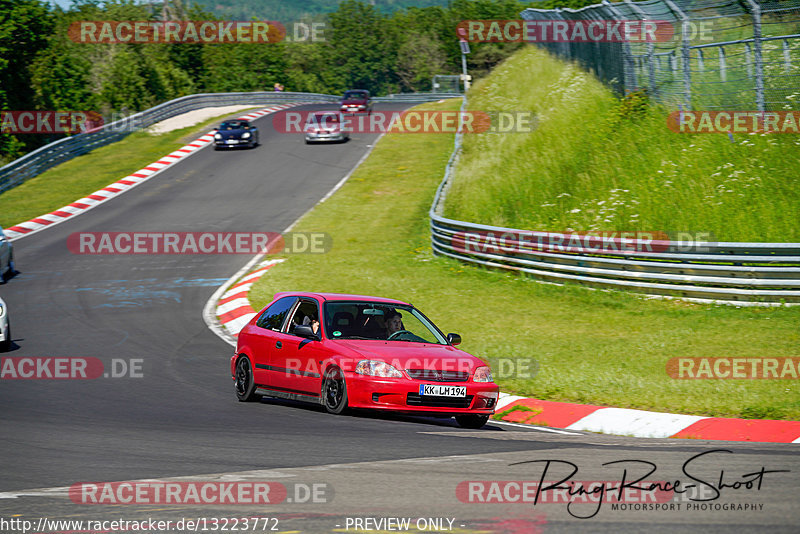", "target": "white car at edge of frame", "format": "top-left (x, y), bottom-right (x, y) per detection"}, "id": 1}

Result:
top-left (0, 296), bottom-right (10, 352)
top-left (0, 225), bottom-right (15, 283)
